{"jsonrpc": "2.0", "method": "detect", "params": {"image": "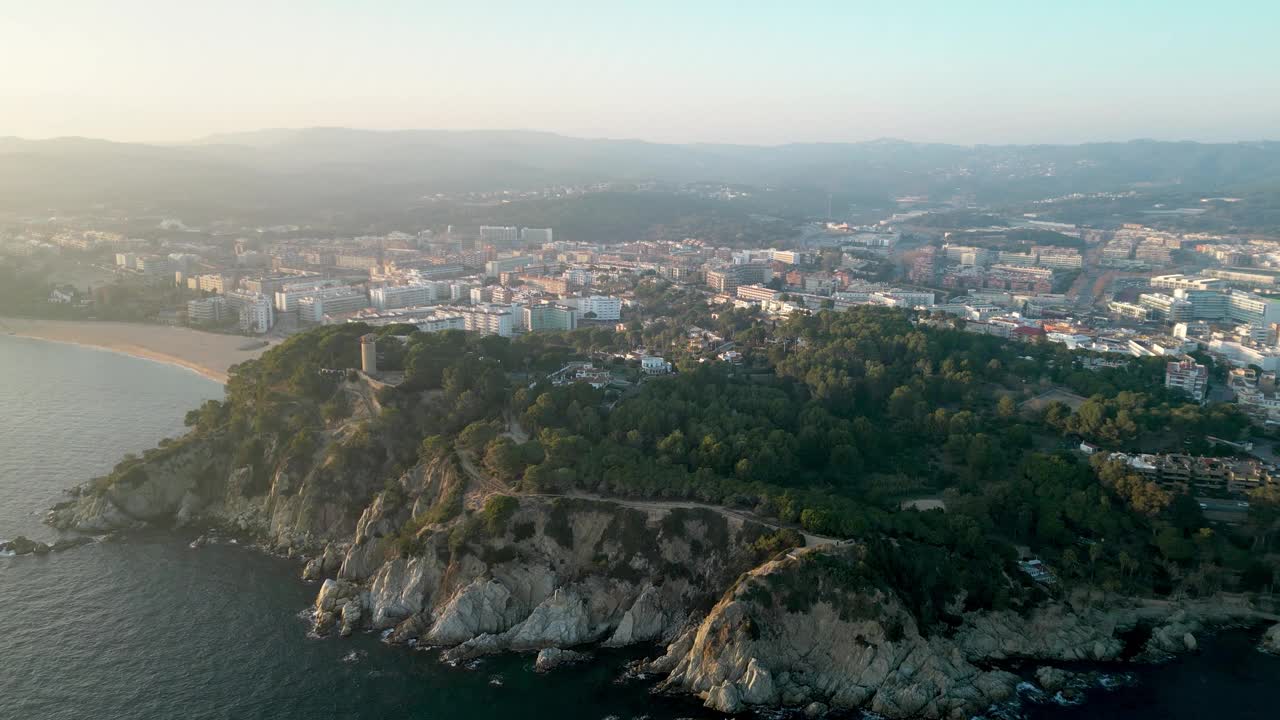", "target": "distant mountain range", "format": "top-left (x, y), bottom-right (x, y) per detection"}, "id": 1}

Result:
top-left (2, 128), bottom-right (1278, 218)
